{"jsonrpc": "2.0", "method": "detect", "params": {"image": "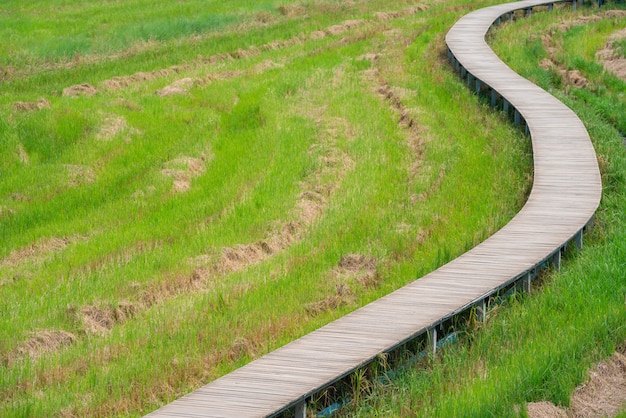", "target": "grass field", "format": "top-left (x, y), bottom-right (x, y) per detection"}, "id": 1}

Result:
top-left (0, 0), bottom-right (622, 417)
